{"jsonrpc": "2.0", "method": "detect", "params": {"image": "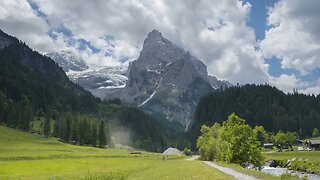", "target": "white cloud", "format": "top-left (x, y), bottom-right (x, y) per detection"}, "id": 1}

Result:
top-left (26, 0), bottom-right (269, 84)
top-left (1, 0), bottom-right (319, 94)
top-left (269, 74), bottom-right (298, 93)
top-left (300, 85), bottom-right (320, 96)
top-left (260, 0), bottom-right (320, 75)
top-left (0, 0), bottom-right (57, 52)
